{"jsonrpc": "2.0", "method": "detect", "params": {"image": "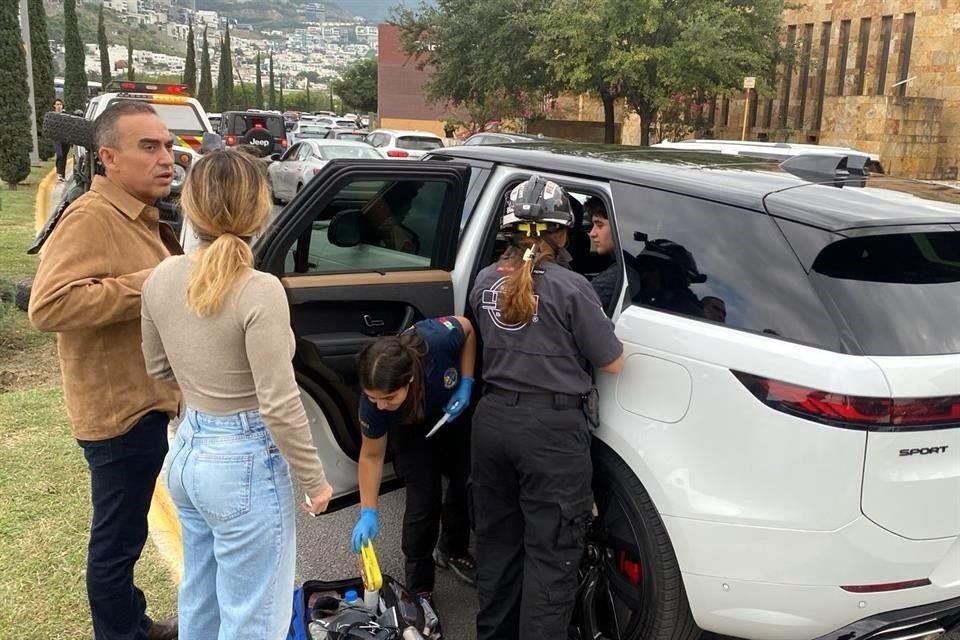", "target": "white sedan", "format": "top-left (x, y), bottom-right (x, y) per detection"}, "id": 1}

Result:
top-left (267, 139), bottom-right (382, 204)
